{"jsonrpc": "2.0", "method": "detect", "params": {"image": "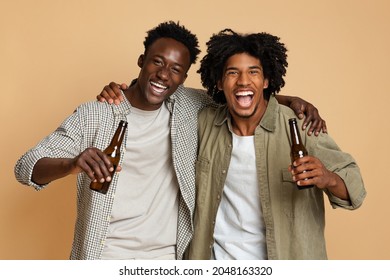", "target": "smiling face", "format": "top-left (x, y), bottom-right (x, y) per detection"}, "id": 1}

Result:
top-left (218, 52), bottom-right (269, 122)
top-left (130, 37), bottom-right (191, 110)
